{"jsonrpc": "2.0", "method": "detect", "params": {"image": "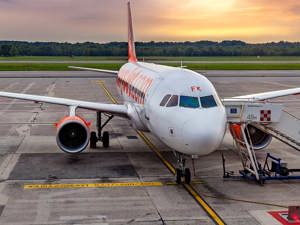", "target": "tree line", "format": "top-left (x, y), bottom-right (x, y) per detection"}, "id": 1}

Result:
top-left (1, 40), bottom-right (300, 57)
